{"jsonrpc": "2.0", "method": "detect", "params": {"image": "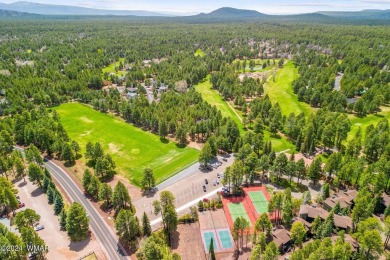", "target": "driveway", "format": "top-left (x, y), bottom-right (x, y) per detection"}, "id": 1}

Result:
top-left (15, 179), bottom-right (105, 260)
